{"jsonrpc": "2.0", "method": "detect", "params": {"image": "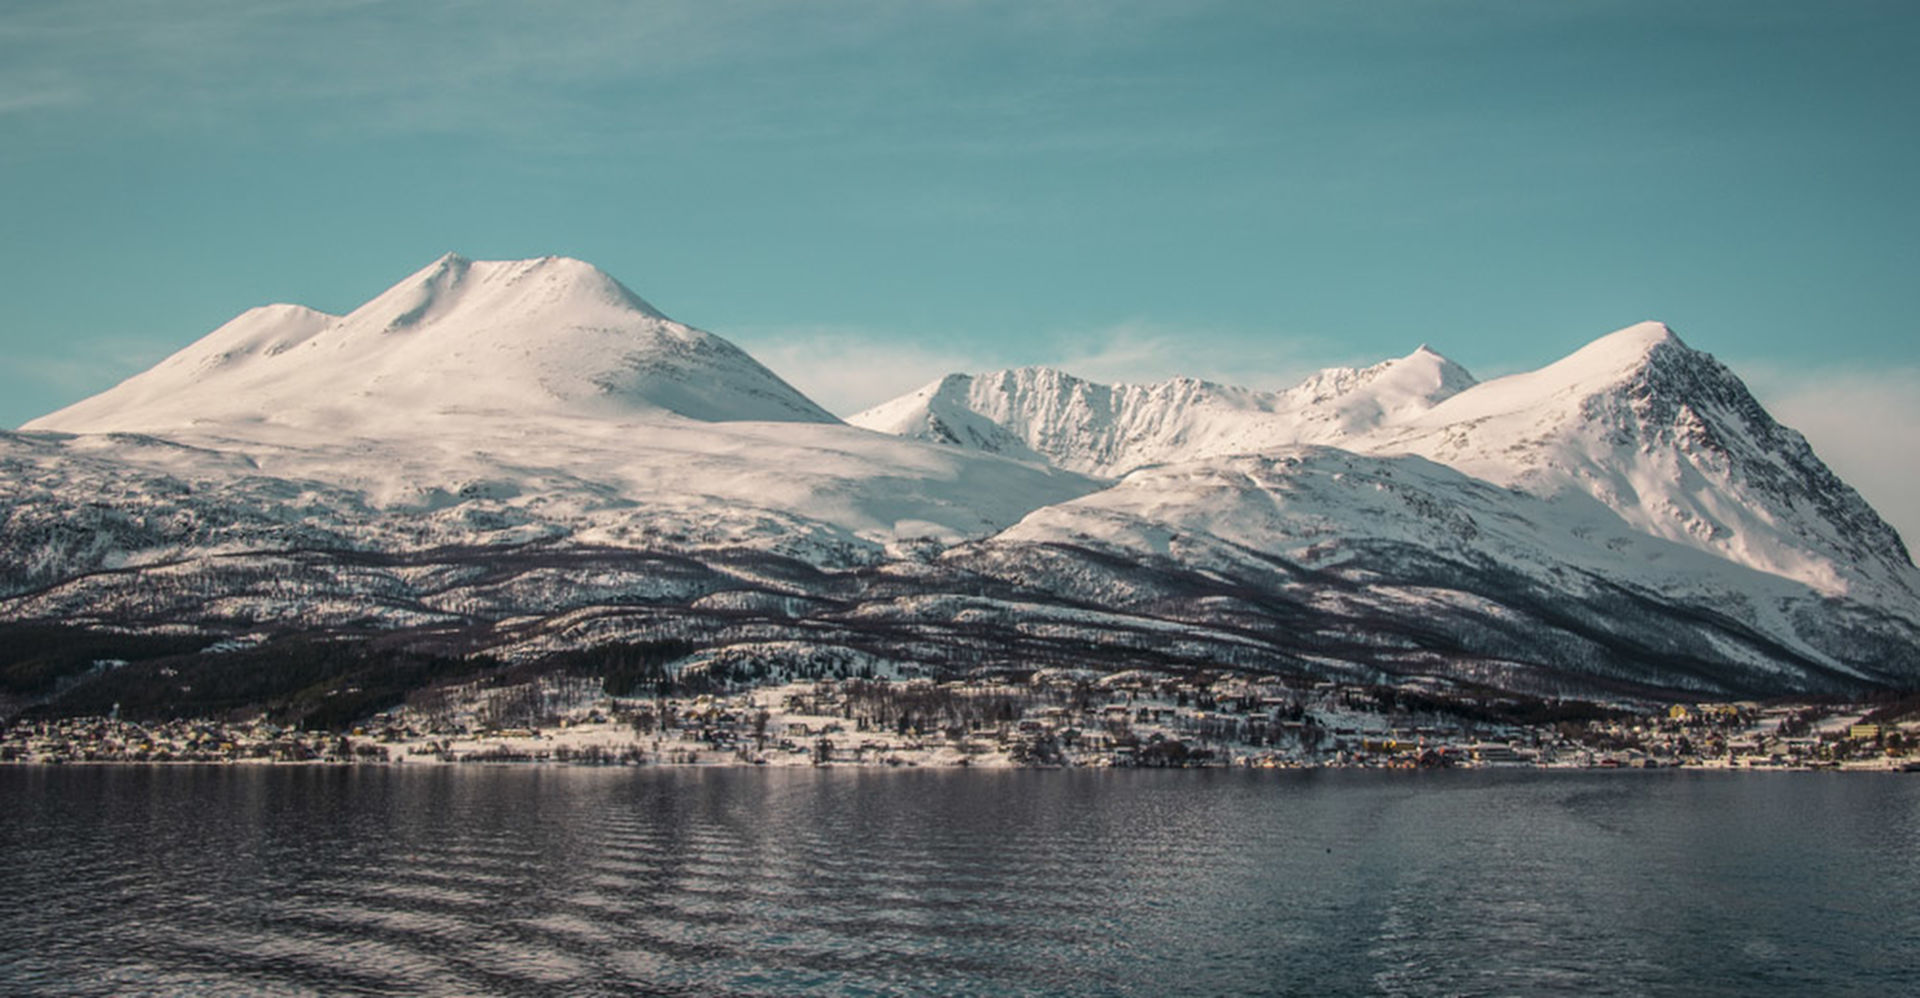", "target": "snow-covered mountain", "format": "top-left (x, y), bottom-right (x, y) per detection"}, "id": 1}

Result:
top-left (848, 345), bottom-right (1477, 475)
top-left (8, 255), bottom-right (1098, 577)
top-left (856, 323), bottom-right (1914, 615)
top-left (27, 253), bottom-right (837, 432)
top-left (3, 256), bottom-right (1916, 710)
